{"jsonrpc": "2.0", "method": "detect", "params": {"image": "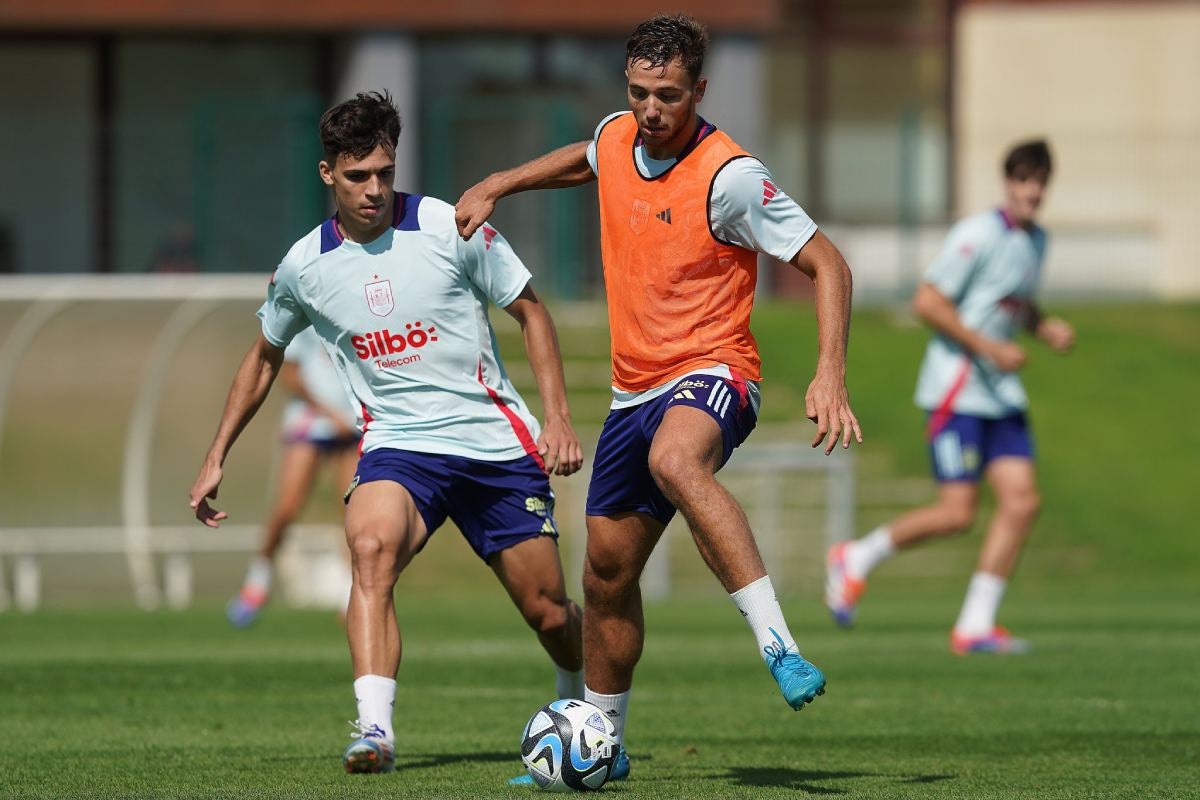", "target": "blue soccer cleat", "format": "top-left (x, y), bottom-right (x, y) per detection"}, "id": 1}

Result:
top-left (343, 721), bottom-right (395, 774)
top-left (763, 628), bottom-right (826, 710)
top-left (508, 745), bottom-right (629, 786)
